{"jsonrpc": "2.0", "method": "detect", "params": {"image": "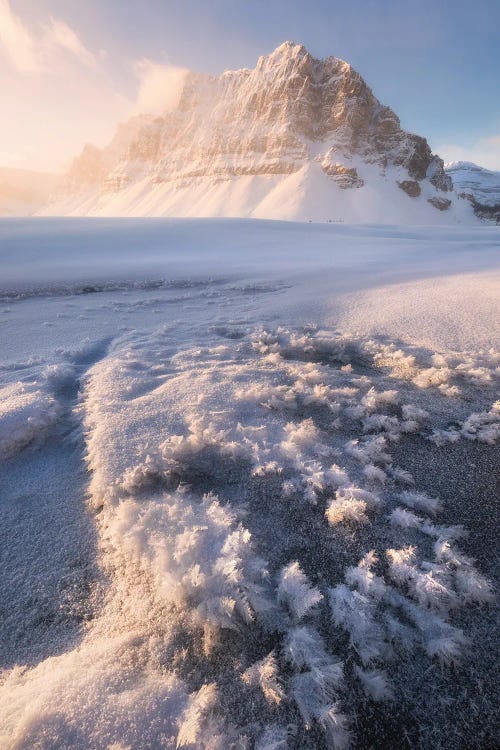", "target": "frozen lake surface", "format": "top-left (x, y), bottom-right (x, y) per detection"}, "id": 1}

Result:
top-left (0, 218), bottom-right (499, 749)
